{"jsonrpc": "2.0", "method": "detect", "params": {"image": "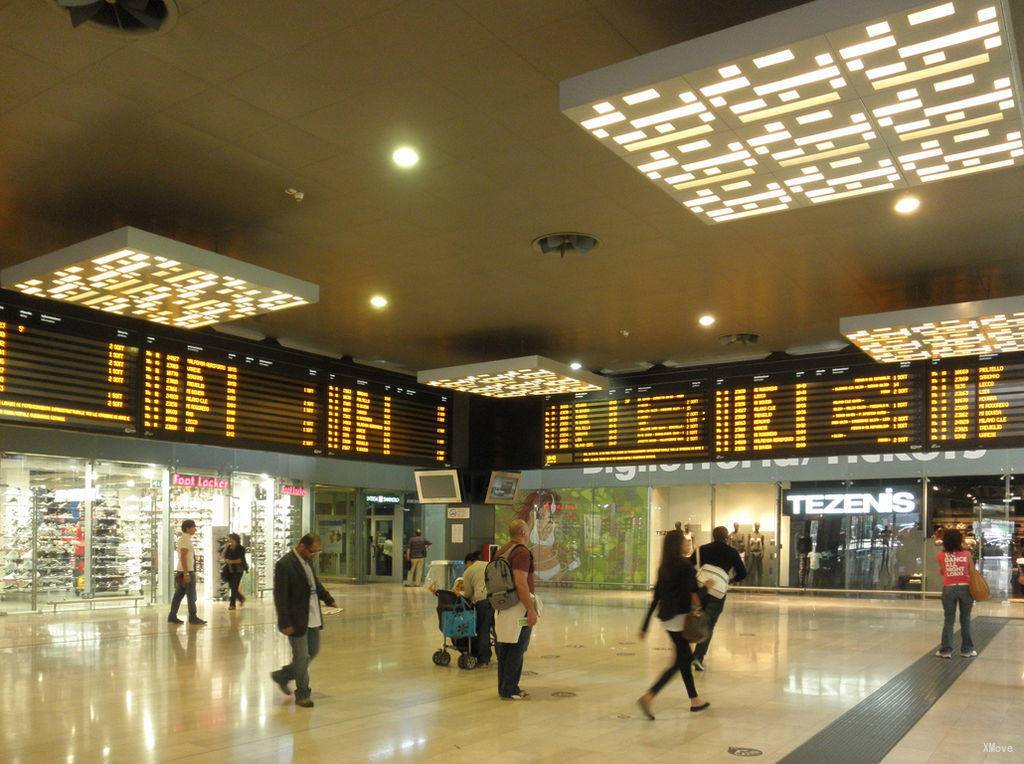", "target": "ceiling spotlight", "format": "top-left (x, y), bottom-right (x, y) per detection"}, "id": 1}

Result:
top-left (392, 146), bottom-right (419, 168)
top-left (894, 196), bottom-right (920, 215)
top-left (698, 314), bottom-right (716, 327)
top-left (370, 295), bottom-right (388, 309)
top-left (569, 361), bottom-right (583, 371)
